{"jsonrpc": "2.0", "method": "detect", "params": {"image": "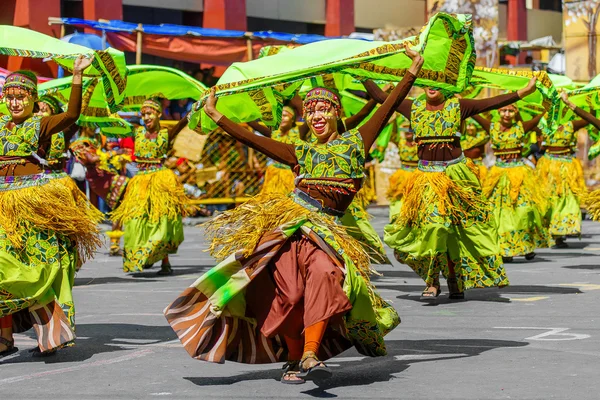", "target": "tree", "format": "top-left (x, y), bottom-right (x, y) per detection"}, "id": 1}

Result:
top-left (565, 0), bottom-right (600, 79)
